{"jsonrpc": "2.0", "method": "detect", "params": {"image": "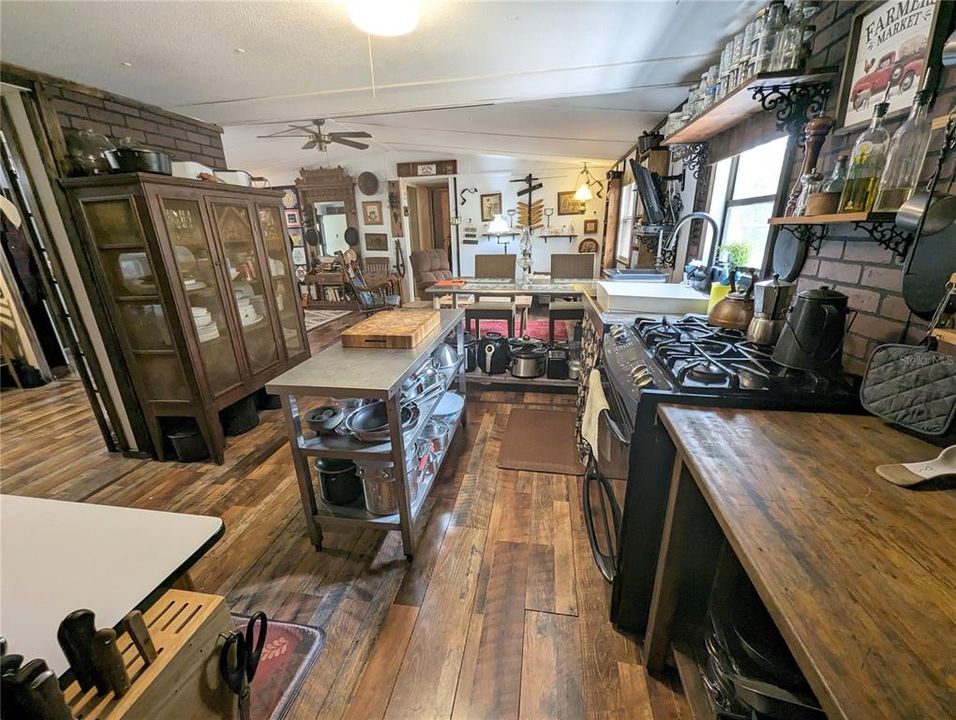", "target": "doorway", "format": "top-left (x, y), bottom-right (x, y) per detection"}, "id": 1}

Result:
top-left (407, 181), bottom-right (451, 259)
